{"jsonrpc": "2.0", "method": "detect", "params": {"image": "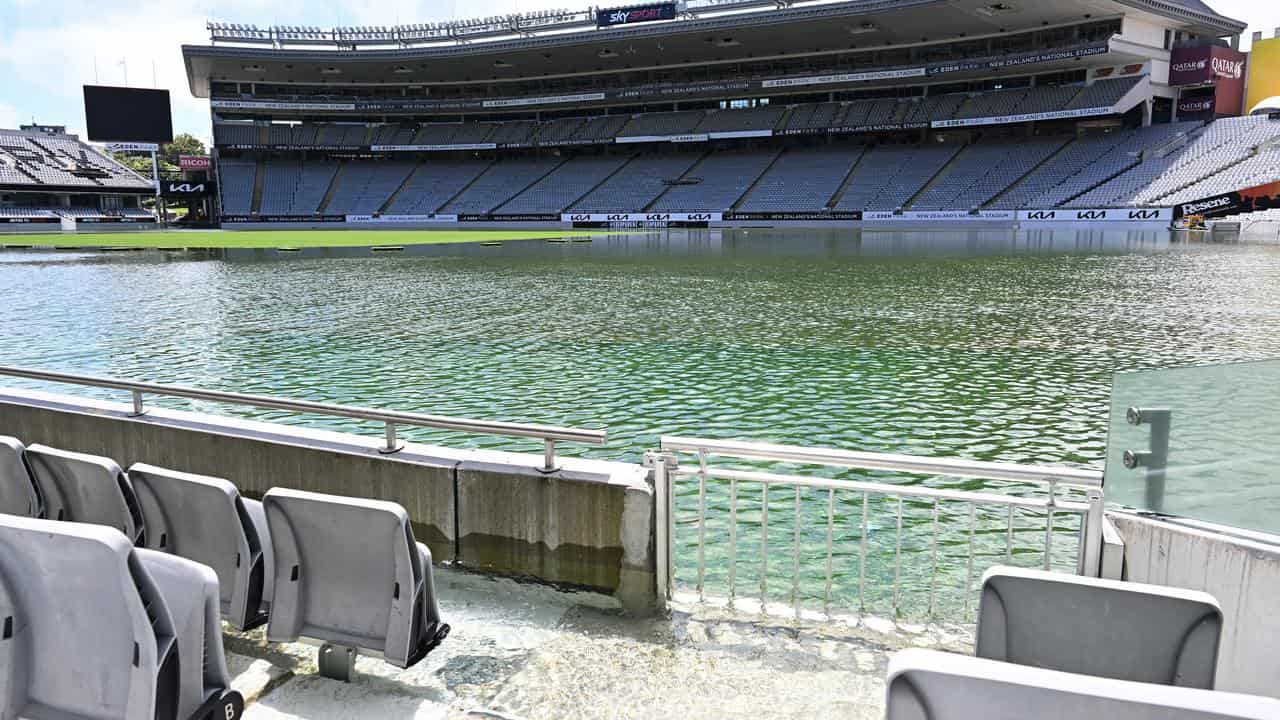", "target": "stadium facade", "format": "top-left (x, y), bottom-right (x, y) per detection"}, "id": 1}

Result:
top-left (179, 0), bottom-right (1280, 228)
